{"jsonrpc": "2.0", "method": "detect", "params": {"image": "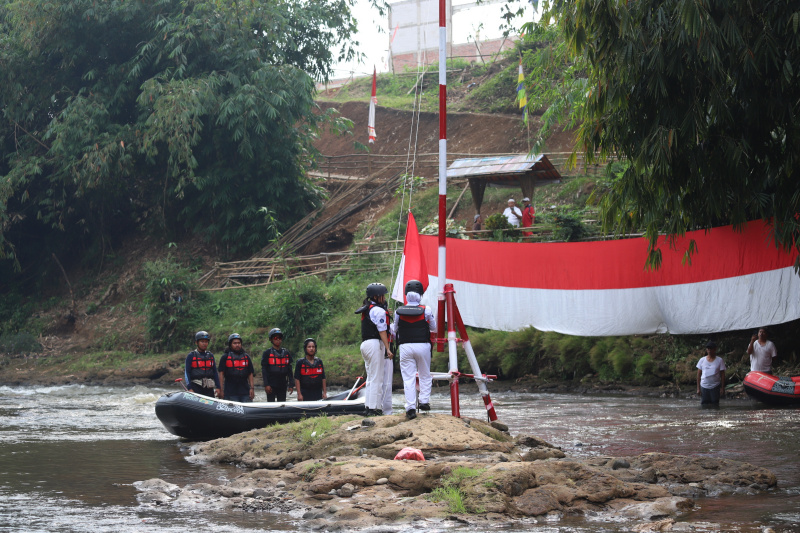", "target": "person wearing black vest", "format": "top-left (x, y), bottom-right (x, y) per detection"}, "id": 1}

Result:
top-left (184, 331), bottom-right (220, 398)
top-left (356, 282), bottom-right (394, 416)
top-left (218, 333), bottom-right (255, 402)
top-left (261, 328), bottom-right (294, 402)
top-left (294, 338), bottom-right (327, 402)
top-left (391, 280), bottom-right (436, 420)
